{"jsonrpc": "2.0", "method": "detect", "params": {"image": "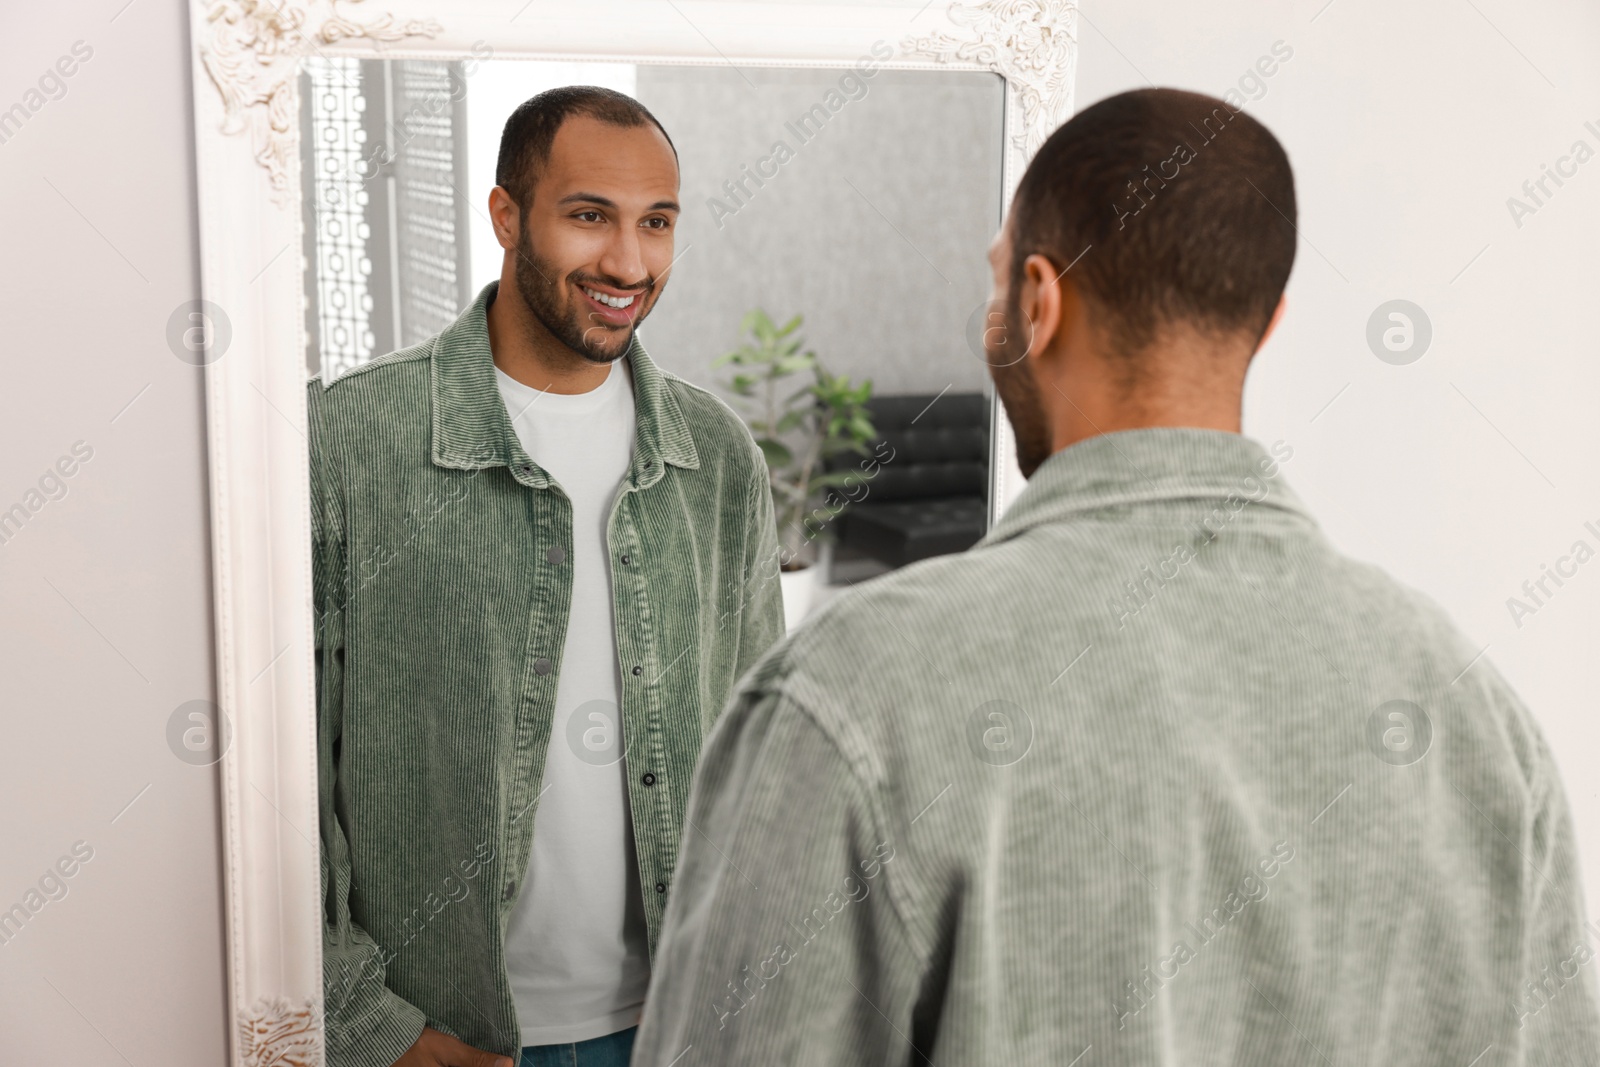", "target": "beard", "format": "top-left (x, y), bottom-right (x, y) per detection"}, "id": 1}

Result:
top-left (986, 290), bottom-right (1054, 478)
top-left (511, 228), bottom-right (651, 364)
